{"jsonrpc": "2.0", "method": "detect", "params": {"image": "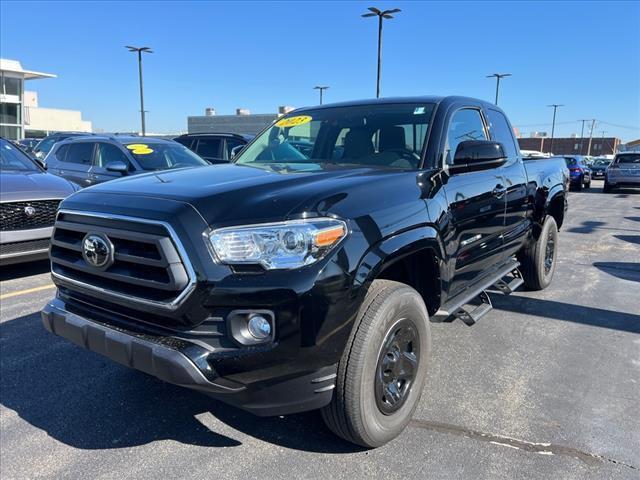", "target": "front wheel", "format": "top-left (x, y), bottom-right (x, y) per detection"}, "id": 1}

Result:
top-left (518, 215), bottom-right (558, 290)
top-left (321, 280), bottom-right (431, 448)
